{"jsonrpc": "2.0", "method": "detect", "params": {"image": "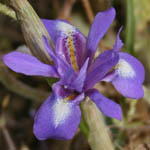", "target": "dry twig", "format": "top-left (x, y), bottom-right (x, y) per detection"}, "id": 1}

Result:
top-left (81, 0), bottom-right (94, 24)
top-left (58, 0), bottom-right (77, 20)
